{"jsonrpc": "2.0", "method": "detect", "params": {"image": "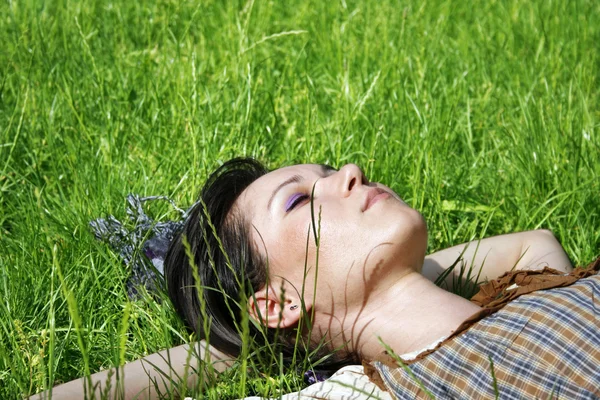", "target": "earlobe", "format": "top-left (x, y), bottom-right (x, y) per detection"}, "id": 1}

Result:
top-left (247, 285), bottom-right (309, 329)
